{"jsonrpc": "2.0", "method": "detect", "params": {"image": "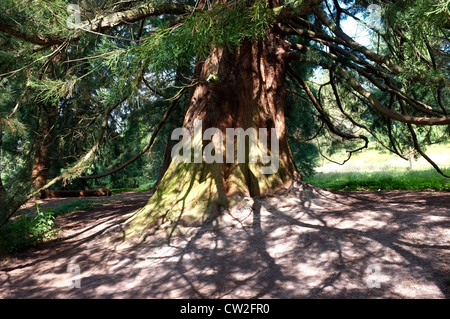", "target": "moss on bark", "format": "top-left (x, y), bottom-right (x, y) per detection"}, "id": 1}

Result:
top-left (123, 30), bottom-right (299, 241)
